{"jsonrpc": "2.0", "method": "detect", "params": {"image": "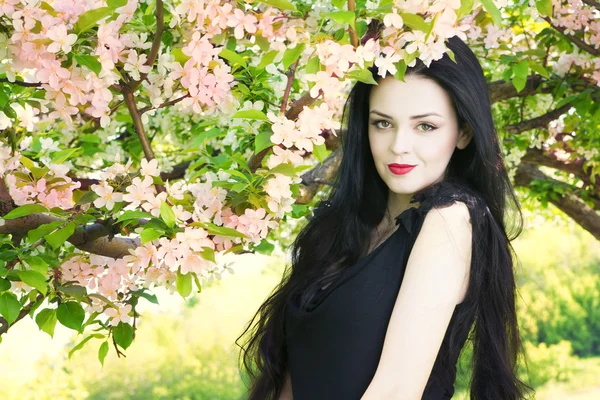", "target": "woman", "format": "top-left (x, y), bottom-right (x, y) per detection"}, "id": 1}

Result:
top-left (236, 36), bottom-right (534, 399)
